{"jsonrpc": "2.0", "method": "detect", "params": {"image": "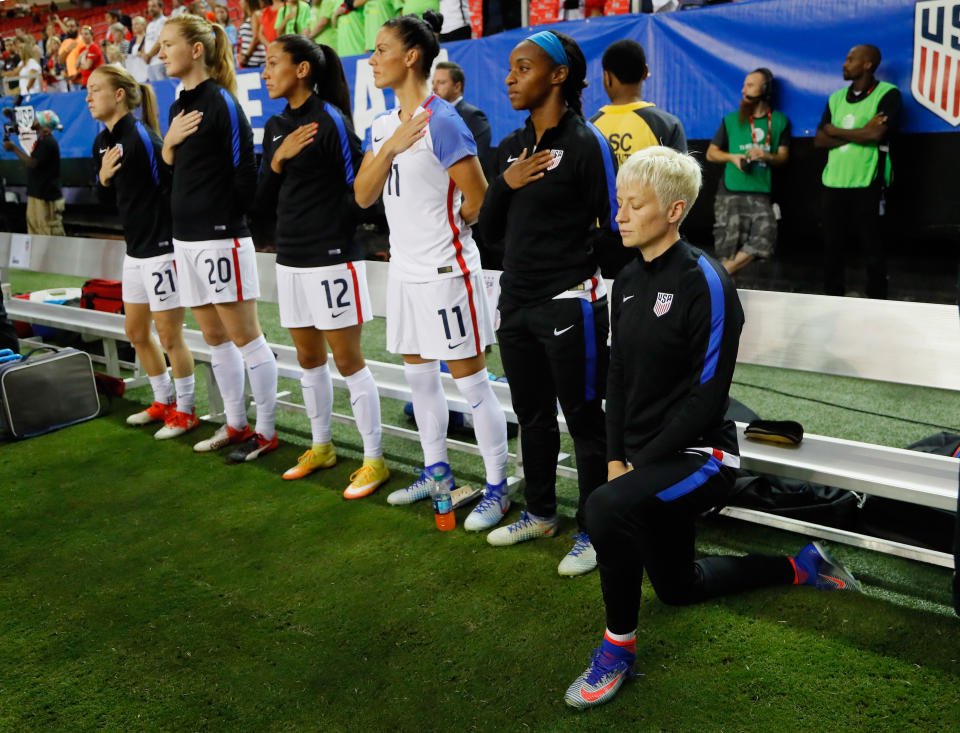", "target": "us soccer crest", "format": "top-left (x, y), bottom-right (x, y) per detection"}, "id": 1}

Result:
top-left (546, 149), bottom-right (564, 170)
top-left (13, 106), bottom-right (36, 154)
top-left (14, 105), bottom-right (35, 132)
top-left (653, 292), bottom-right (673, 317)
top-left (912, 0), bottom-right (960, 126)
